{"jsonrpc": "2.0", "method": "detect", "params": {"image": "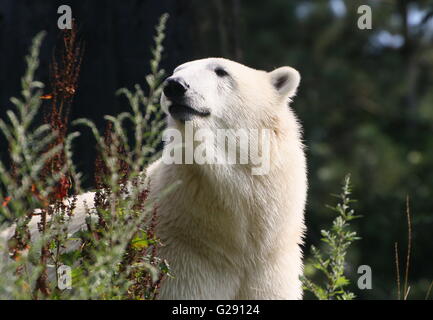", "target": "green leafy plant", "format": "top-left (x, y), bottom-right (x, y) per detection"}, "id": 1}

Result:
top-left (302, 174), bottom-right (361, 300)
top-left (0, 14), bottom-right (170, 300)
